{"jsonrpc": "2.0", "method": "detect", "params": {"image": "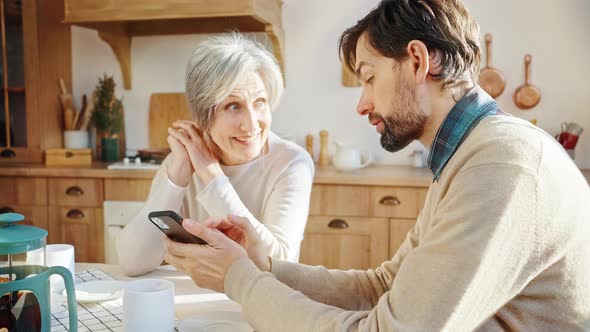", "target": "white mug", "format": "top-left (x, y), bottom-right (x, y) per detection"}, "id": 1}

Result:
top-left (26, 244), bottom-right (76, 293)
top-left (123, 279), bottom-right (175, 332)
